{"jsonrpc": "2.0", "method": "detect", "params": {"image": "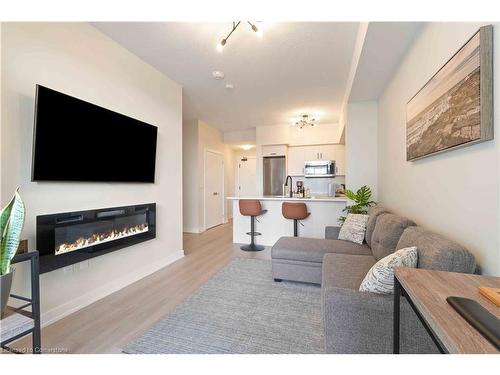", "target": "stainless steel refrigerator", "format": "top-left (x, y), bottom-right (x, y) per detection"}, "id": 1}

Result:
top-left (263, 156), bottom-right (286, 196)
